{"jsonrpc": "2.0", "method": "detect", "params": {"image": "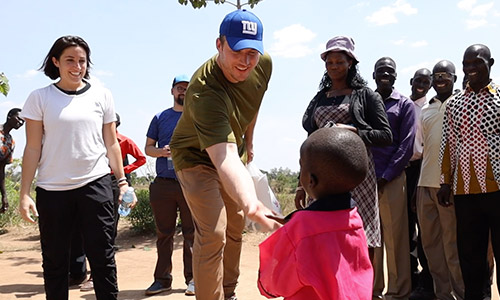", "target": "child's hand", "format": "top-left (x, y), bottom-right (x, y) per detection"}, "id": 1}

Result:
top-left (265, 214), bottom-right (287, 225)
